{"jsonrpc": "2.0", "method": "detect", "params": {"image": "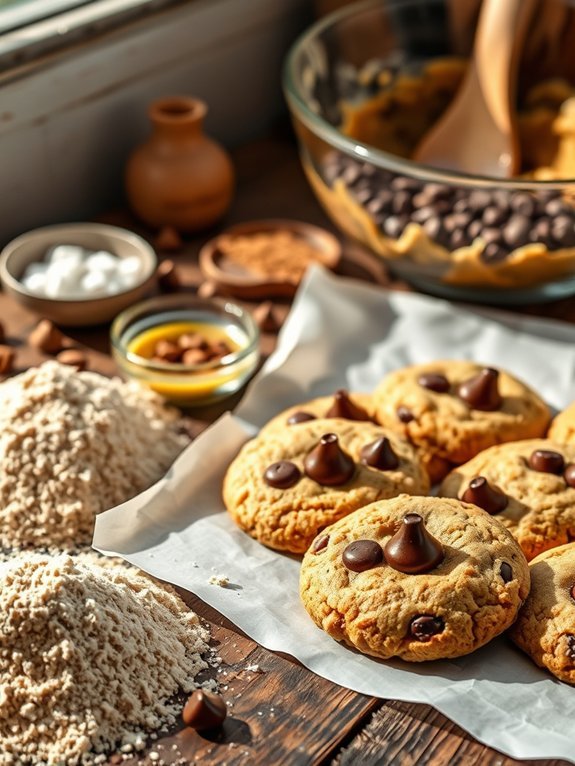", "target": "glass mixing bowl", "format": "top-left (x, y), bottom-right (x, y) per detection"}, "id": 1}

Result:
top-left (283, 0), bottom-right (575, 304)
